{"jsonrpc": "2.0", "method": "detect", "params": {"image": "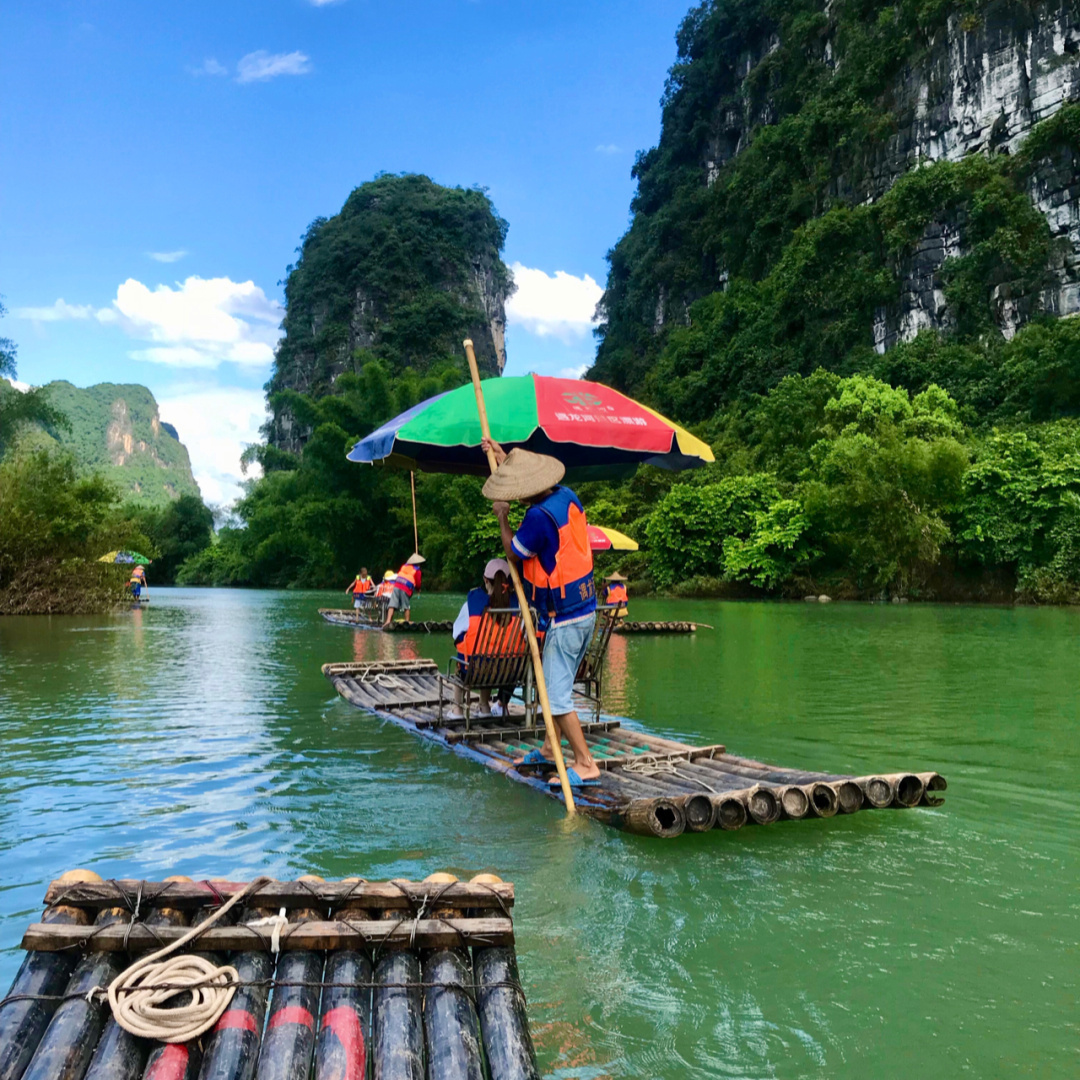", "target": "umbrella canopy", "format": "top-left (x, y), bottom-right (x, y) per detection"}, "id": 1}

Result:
top-left (347, 374), bottom-right (713, 476)
top-left (588, 525), bottom-right (639, 552)
top-left (98, 550), bottom-right (152, 565)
